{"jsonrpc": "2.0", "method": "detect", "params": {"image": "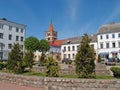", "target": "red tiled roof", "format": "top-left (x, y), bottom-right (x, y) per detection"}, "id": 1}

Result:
top-left (48, 22), bottom-right (54, 32)
top-left (50, 40), bottom-right (65, 47)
